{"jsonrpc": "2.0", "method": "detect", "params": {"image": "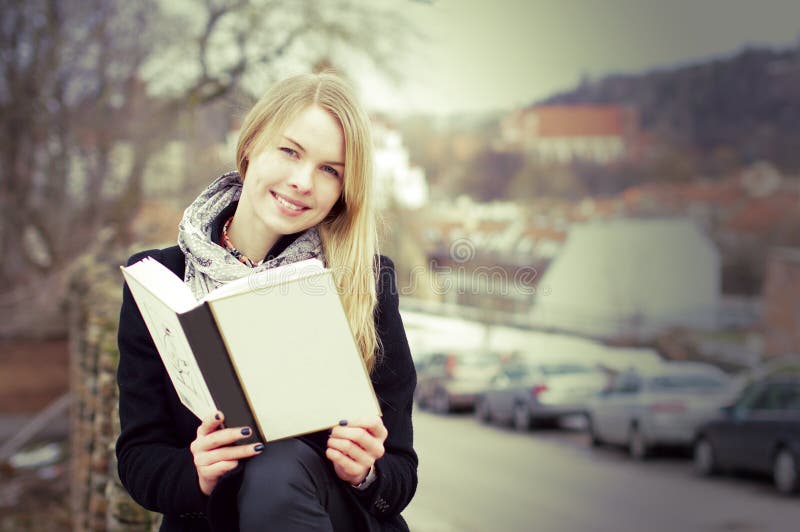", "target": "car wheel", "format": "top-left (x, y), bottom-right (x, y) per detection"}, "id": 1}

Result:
top-left (588, 415), bottom-right (603, 447)
top-left (432, 389), bottom-right (451, 415)
top-left (693, 437), bottom-right (717, 477)
top-left (628, 425), bottom-right (650, 461)
top-left (475, 397), bottom-right (491, 424)
top-left (512, 403), bottom-right (532, 432)
top-left (773, 448), bottom-right (800, 495)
